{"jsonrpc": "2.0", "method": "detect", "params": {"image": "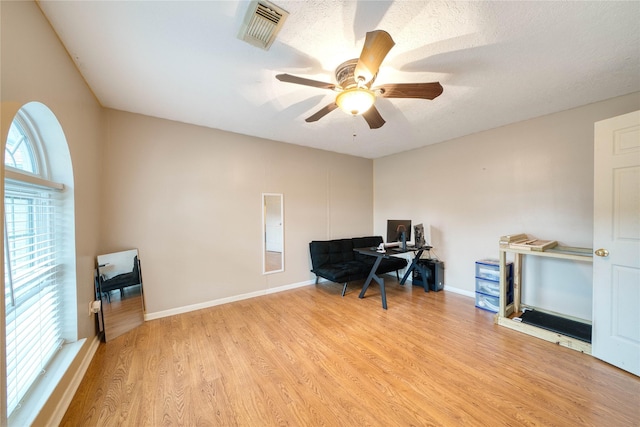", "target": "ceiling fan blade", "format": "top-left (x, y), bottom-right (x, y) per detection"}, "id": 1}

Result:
top-left (305, 103), bottom-right (339, 122)
top-left (276, 74), bottom-right (336, 90)
top-left (376, 82), bottom-right (443, 100)
top-left (354, 30), bottom-right (395, 84)
top-left (362, 105), bottom-right (385, 129)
